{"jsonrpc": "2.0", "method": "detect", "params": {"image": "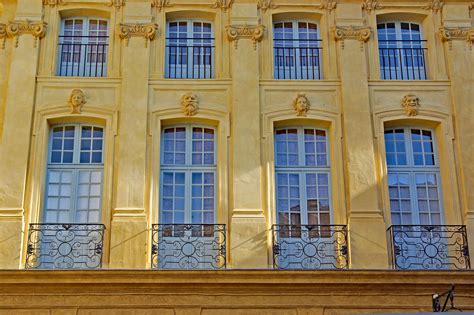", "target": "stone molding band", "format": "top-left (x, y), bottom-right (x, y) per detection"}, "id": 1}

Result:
top-left (118, 23), bottom-right (159, 48)
top-left (0, 20), bottom-right (47, 48)
top-left (226, 24), bottom-right (265, 49)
